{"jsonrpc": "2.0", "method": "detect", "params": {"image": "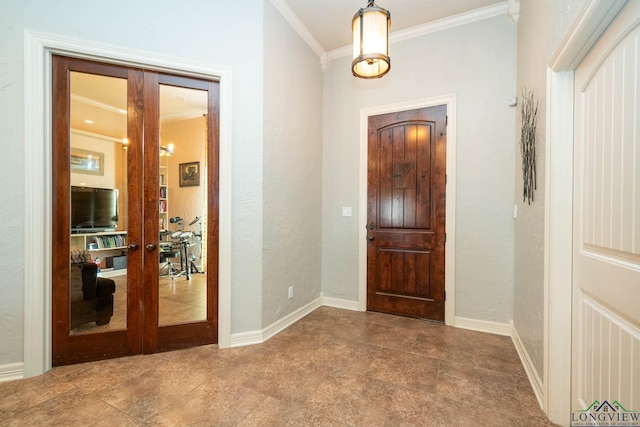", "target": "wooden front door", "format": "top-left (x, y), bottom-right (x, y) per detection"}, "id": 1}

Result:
top-left (52, 56), bottom-right (219, 365)
top-left (367, 105), bottom-right (447, 321)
